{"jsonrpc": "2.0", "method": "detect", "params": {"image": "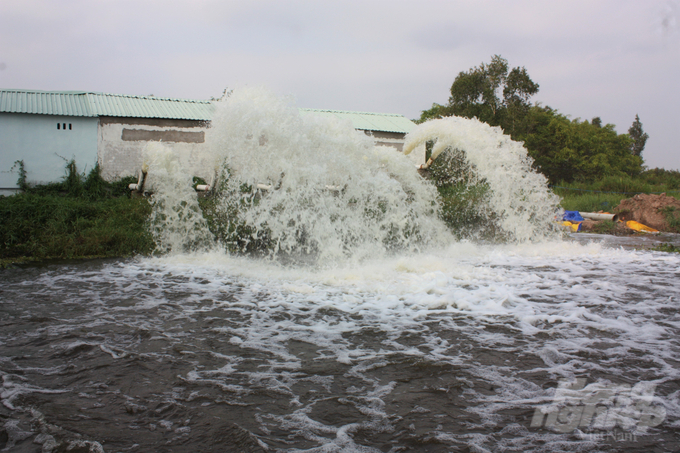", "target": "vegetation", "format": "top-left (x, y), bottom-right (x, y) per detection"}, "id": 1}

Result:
top-left (662, 206), bottom-right (680, 233)
top-left (517, 106), bottom-right (641, 183)
top-left (628, 114), bottom-right (649, 158)
top-left (420, 54), bottom-right (539, 138)
top-left (420, 55), bottom-right (647, 184)
top-left (652, 243), bottom-right (680, 253)
top-left (588, 220), bottom-right (618, 235)
top-left (0, 161), bottom-right (153, 263)
top-left (2, 157), bottom-right (679, 265)
top-left (425, 149), bottom-right (499, 240)
top-left (553, 170), bottom-right (680, 212)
